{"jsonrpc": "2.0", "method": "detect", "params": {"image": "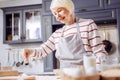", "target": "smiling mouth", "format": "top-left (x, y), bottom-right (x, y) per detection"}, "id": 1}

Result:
top-left (57, 17), bottom-right (65, 21)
